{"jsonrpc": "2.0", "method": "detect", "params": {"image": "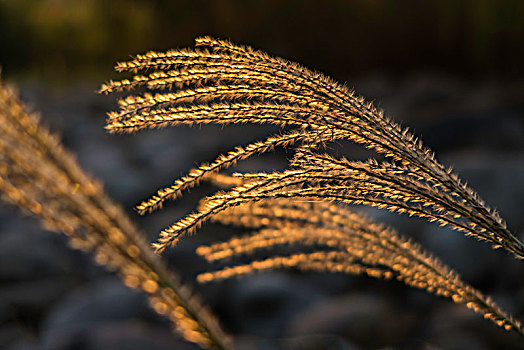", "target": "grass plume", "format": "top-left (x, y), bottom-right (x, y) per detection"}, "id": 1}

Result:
top-left (195, 189), bottom-right (523, 335)
top-left (0, 82), bottom-right (233, 350)
top-left (99, 36), bottom-right (524, 339)
top-left (102, 36), bottom-right (524, 261)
